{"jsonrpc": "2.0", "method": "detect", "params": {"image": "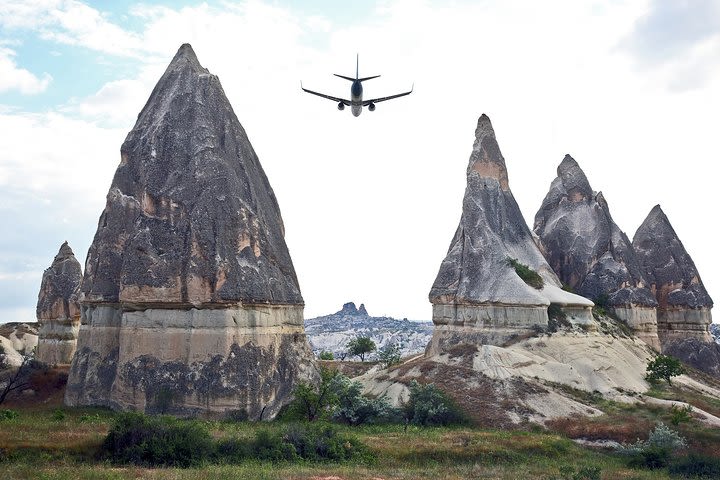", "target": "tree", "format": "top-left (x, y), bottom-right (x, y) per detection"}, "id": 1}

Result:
top-left (318, 351), bottom-right (334, 360)
top-left (378, 342), bottom-right (402, 367)
top-left (286, 367), bottom-right (342, 421)
top-left (0, 347), bottom-right (34, 405)
top-left (347, 336), bottom-right (376, 362)
top-left (646, 355), bottom-right (685, 385)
